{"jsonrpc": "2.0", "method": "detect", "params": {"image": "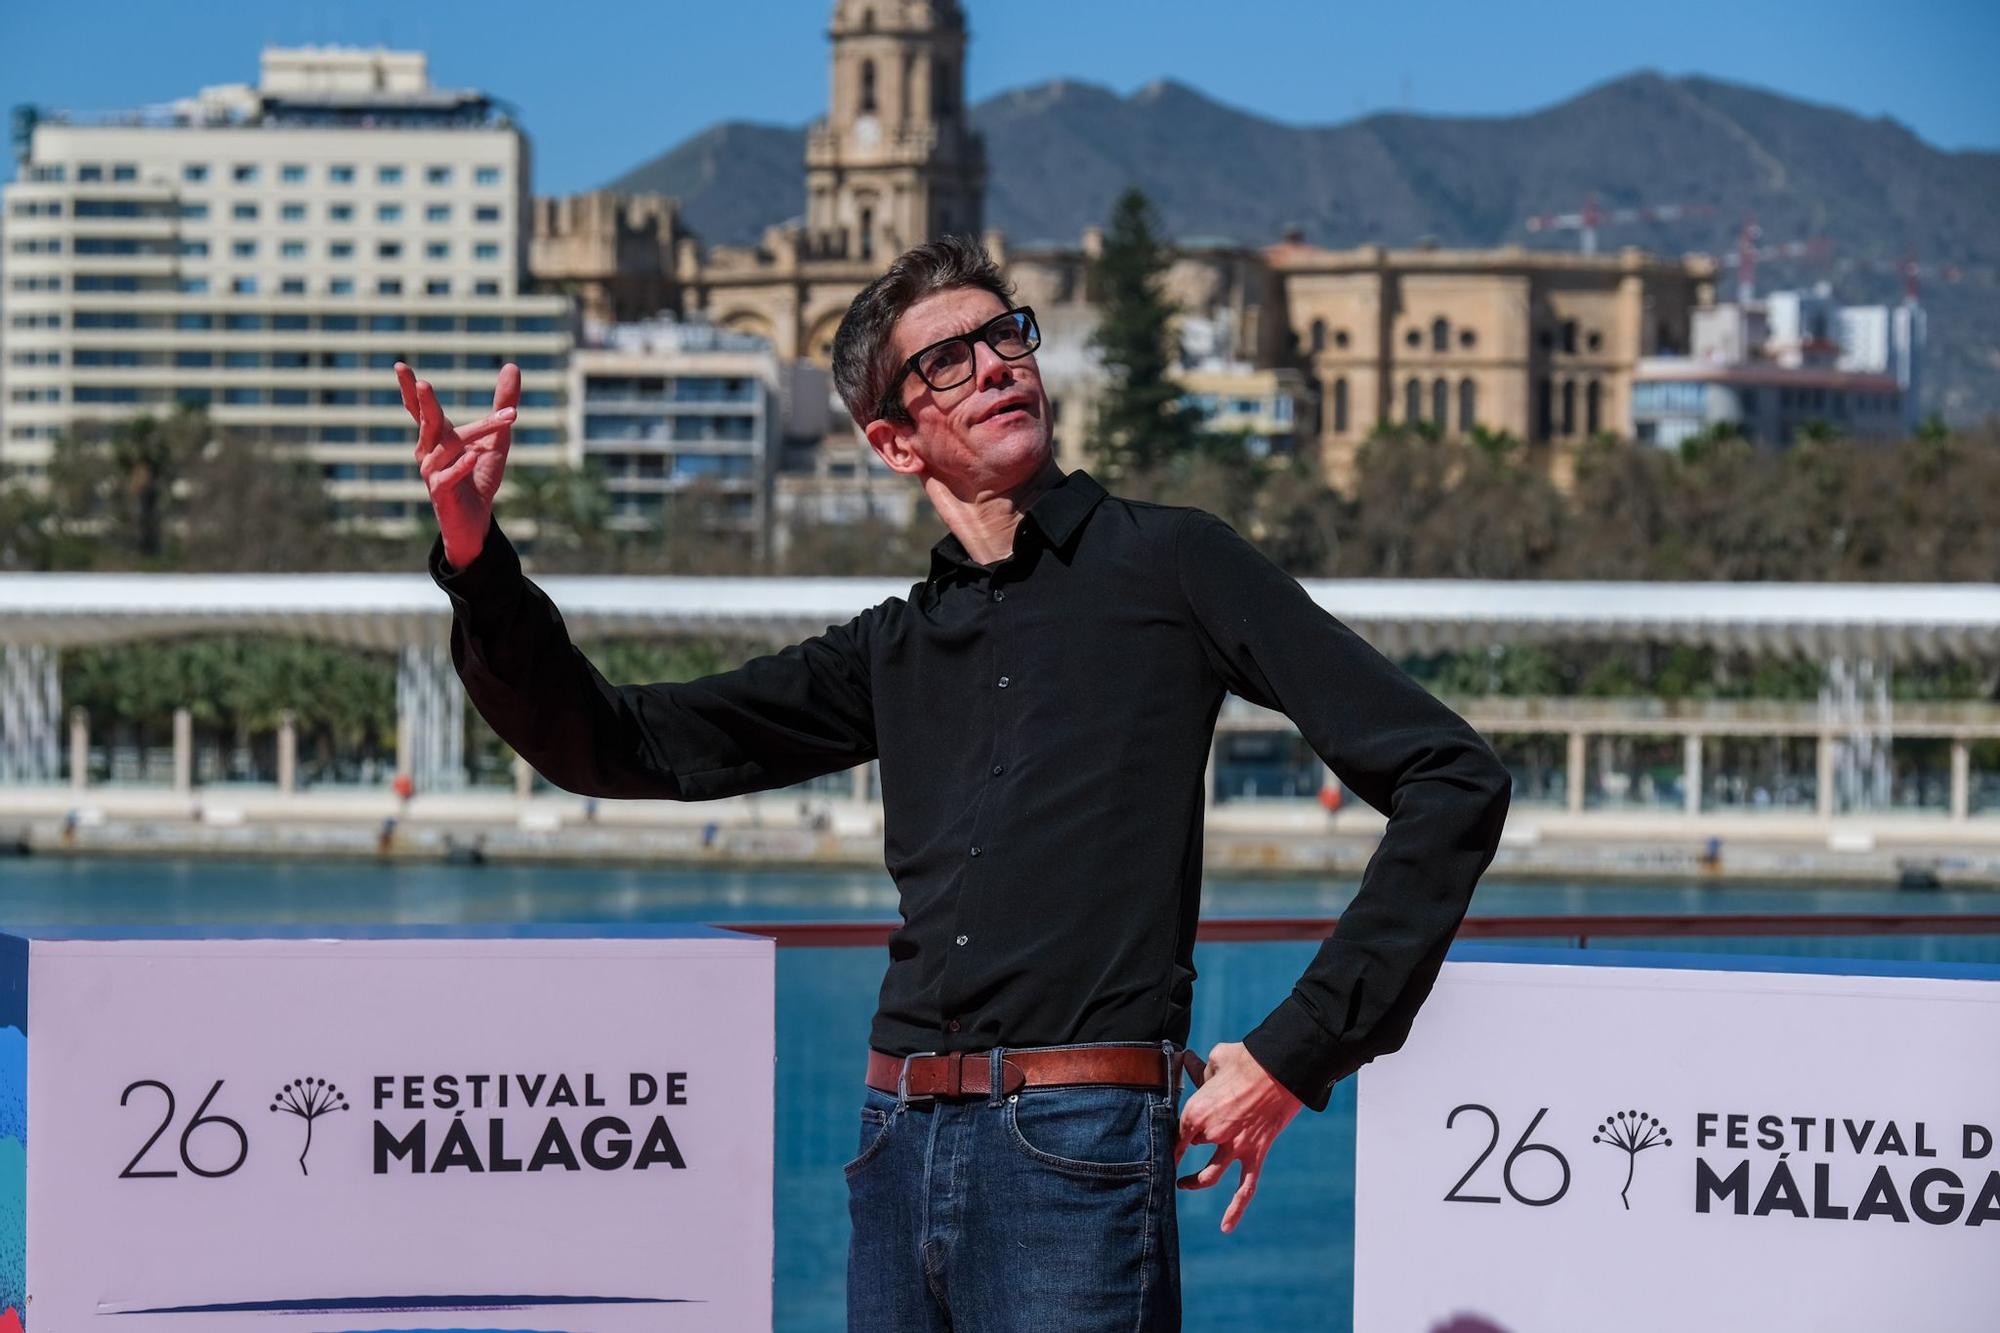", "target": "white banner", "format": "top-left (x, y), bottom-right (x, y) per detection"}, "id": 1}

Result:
top-left (22, 930), bottom-right (774, 1331)
top-left (1355, 955), bottom-right (1999, 1333)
